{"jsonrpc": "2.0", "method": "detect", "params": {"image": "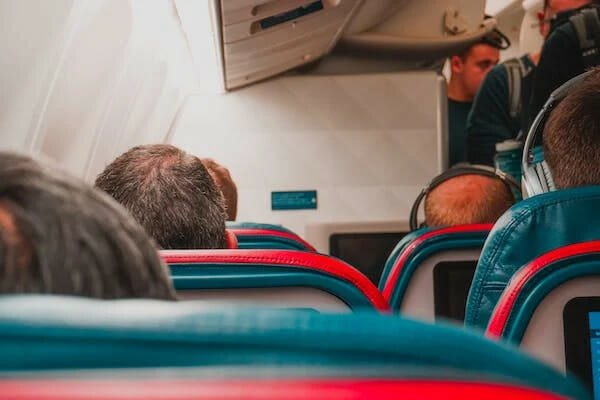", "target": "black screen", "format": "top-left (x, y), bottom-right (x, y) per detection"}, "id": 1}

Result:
top-left (330, 232), bottom-right (407, 285)
top-left (433, 261), bottom-right (477, 322)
